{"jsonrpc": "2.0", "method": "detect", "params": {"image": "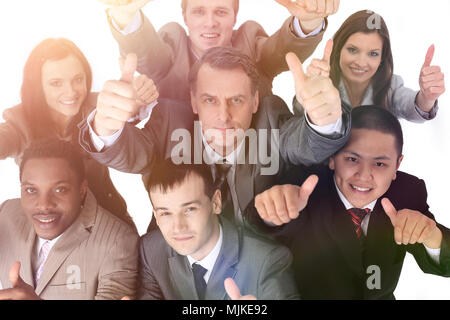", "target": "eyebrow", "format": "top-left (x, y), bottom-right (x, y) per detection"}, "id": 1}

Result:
top-left (190, 6), bottom-right (231, 10)
top-left (154, 200), bottom-right (202, 212)
top-left (200, 93), bottom-right (247, 100)
top-left (48, 73), bottom-right (84, 81)
top-left (347, 43), bottom-right (382, 51)
top-left (21, 180), bottom-right (71, 186)
top-left (343, 151), bottom-right (392, 161)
